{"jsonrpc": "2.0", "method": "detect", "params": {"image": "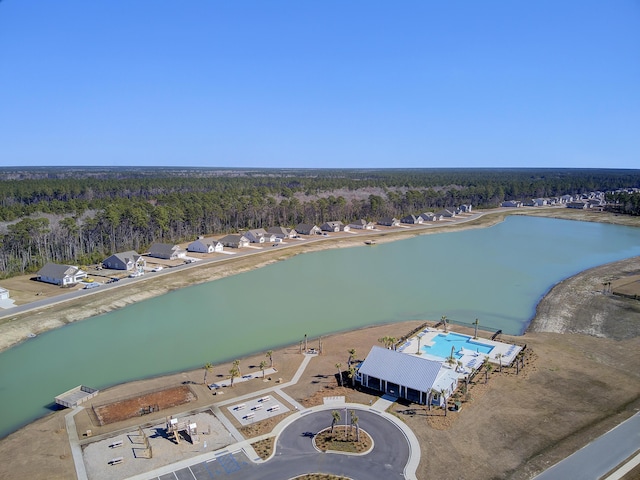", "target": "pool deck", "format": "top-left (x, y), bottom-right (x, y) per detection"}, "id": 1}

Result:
top-left (397, 328), bottom-right (522, 374)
